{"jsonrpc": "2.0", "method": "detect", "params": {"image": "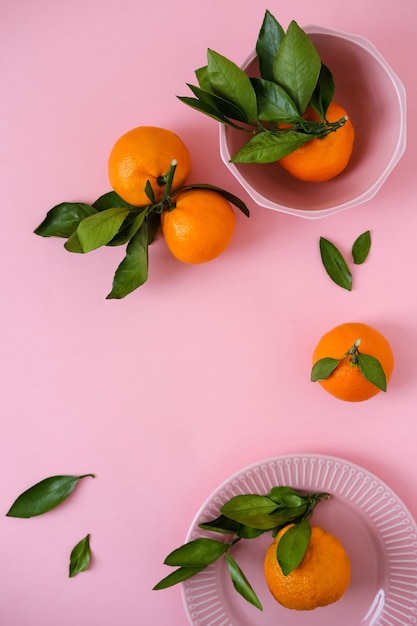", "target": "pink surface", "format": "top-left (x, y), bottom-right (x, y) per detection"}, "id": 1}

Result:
top-left (2, 1), bottom-right (417, 625)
